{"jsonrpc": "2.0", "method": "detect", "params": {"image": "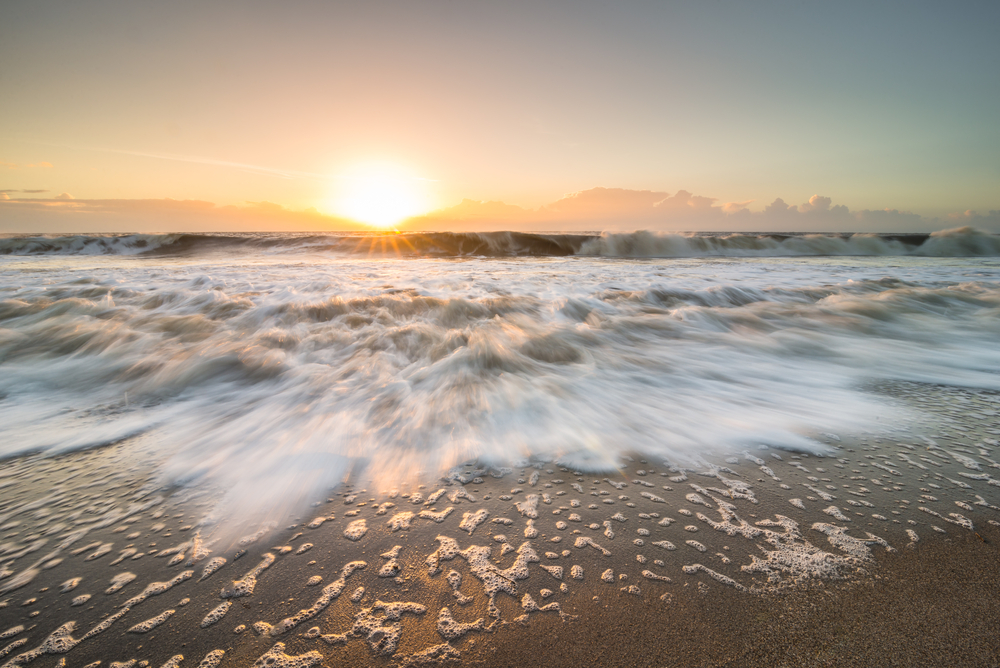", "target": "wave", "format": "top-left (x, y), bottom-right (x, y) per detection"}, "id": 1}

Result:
top-left (2, 226), bottom-right (999, 258)
top-left (580, 226), bottom-right (1000, 258)
top-left (0, 233), bottom-right (187, 256)
top-left (2, 252), bottom-right (999, 537)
